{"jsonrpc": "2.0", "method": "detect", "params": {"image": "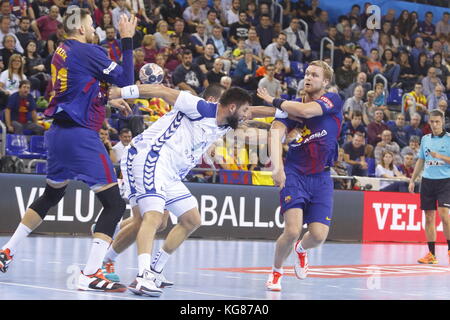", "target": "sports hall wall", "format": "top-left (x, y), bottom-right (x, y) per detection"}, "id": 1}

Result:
top-left (320, 0), bottom-right (448, 24)
top-left (0, 174), bottom-right (445, 243)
